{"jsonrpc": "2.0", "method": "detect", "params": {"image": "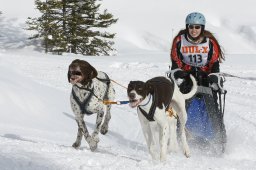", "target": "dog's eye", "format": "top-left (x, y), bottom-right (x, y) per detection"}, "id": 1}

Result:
top-left (69, 71), bottom-right (82, 76)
